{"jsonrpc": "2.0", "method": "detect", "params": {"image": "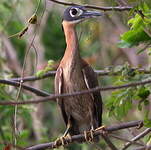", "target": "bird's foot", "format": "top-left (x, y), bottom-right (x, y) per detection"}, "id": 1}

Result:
top-left (84, 129), bottom-right (95, 143)
top-left (84, 126), bottom-right (106, 143)
top-left (53, 134), bottom-right (72, 148)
